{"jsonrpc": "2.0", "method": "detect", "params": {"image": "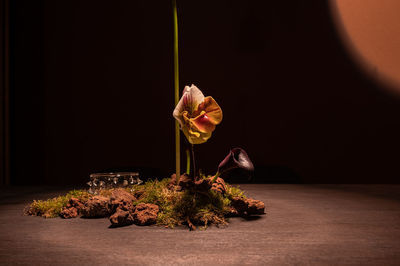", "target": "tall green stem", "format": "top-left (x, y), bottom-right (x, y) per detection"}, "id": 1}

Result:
top-left (186, 148), bottom-right (190, 175)
top-left (191, 144), bottom-right (196, 180)
top-left (173, 0), bottom-right (180, 184)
